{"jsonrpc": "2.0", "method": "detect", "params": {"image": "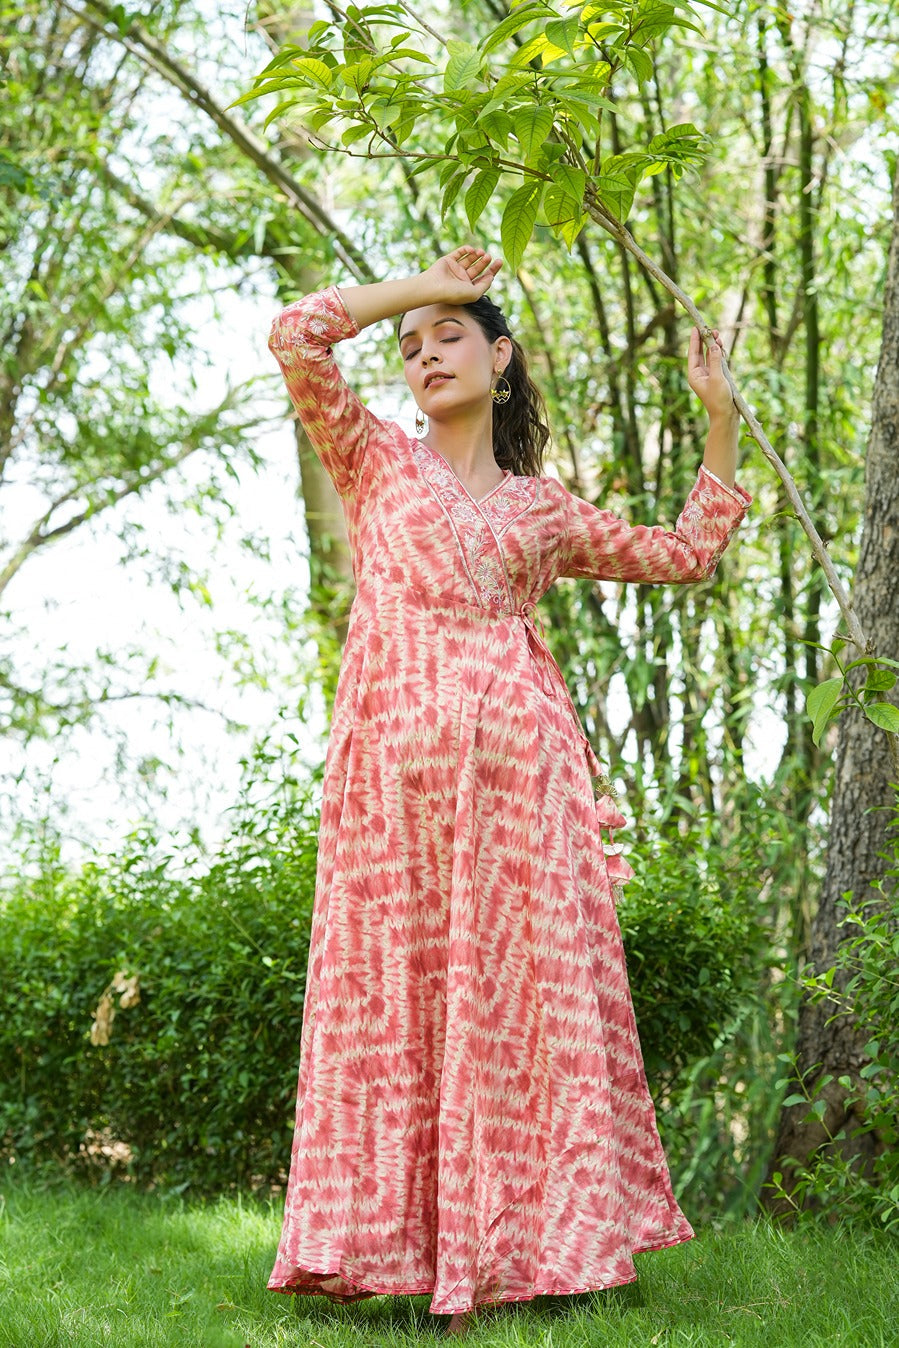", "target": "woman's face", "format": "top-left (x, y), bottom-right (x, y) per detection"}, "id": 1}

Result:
top-left (398, 304), bottom-right (510, 423)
